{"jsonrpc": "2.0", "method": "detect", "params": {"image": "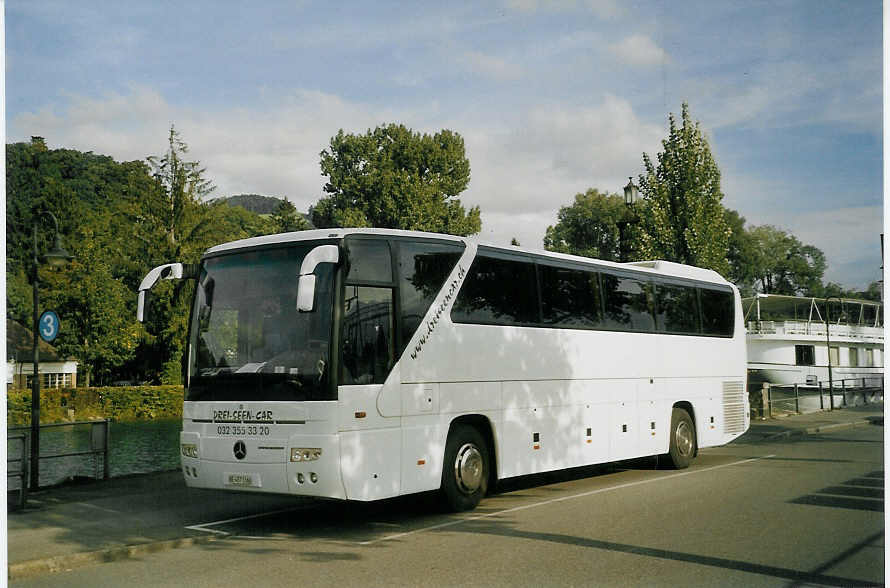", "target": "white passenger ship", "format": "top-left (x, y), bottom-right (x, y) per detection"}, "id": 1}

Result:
top-left (744, 294), bottom-right (883, 387)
